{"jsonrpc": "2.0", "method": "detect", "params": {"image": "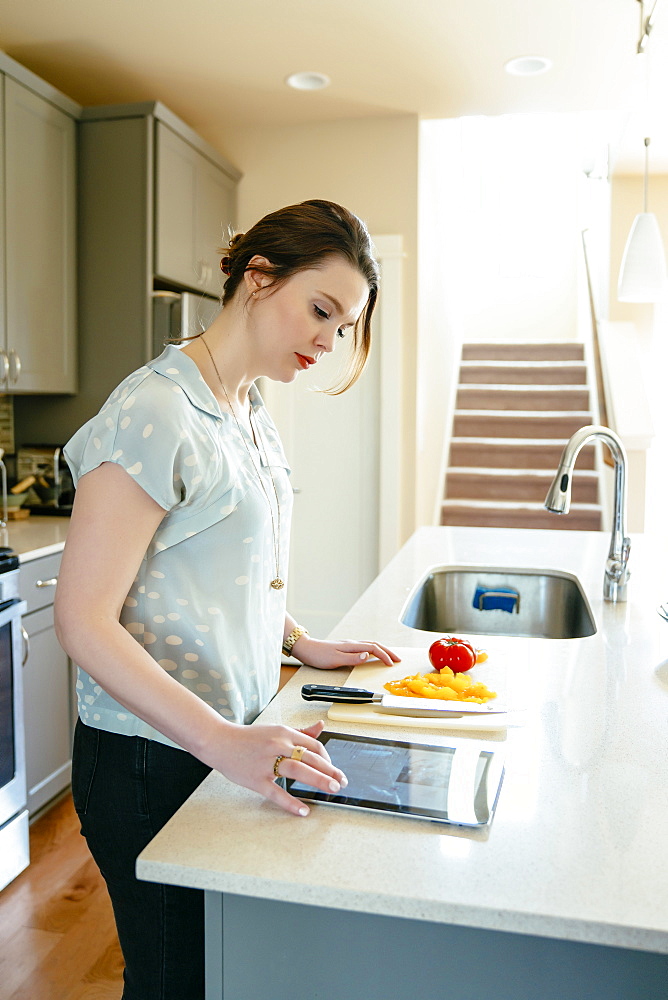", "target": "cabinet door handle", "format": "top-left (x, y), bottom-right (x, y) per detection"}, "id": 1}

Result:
top-left (36, 577), bottom-right (58, 588)
top-left (0, 350), bottom-right (9, 384)
top-left (8, 350), bottom-right (21, 384)
top-left (21, 626), bottom-right (30, 666)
